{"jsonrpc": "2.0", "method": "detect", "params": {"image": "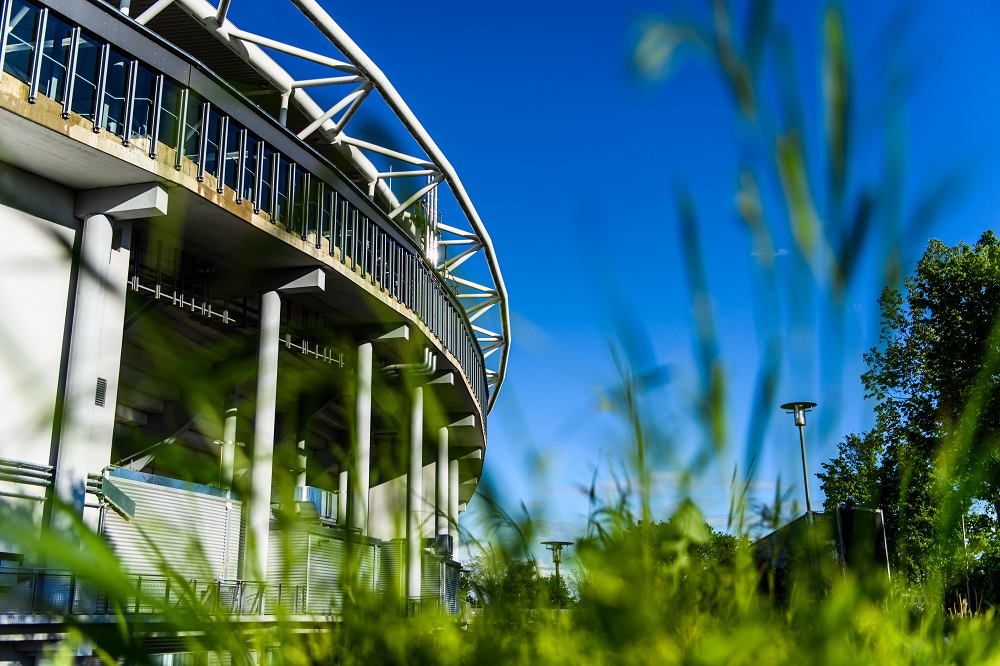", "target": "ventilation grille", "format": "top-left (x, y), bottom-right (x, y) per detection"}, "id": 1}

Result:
top-left (95, 378), bottom-right (108, 407)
